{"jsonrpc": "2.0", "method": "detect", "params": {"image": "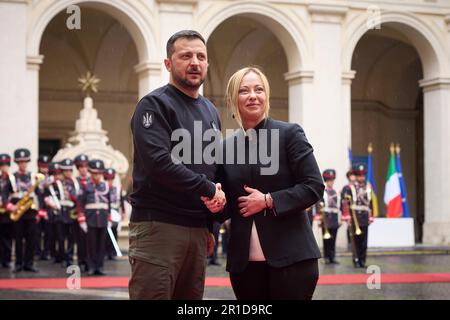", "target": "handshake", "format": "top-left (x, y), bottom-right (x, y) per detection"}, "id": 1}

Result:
top-left (201, 183), bottom-right (226, 213)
